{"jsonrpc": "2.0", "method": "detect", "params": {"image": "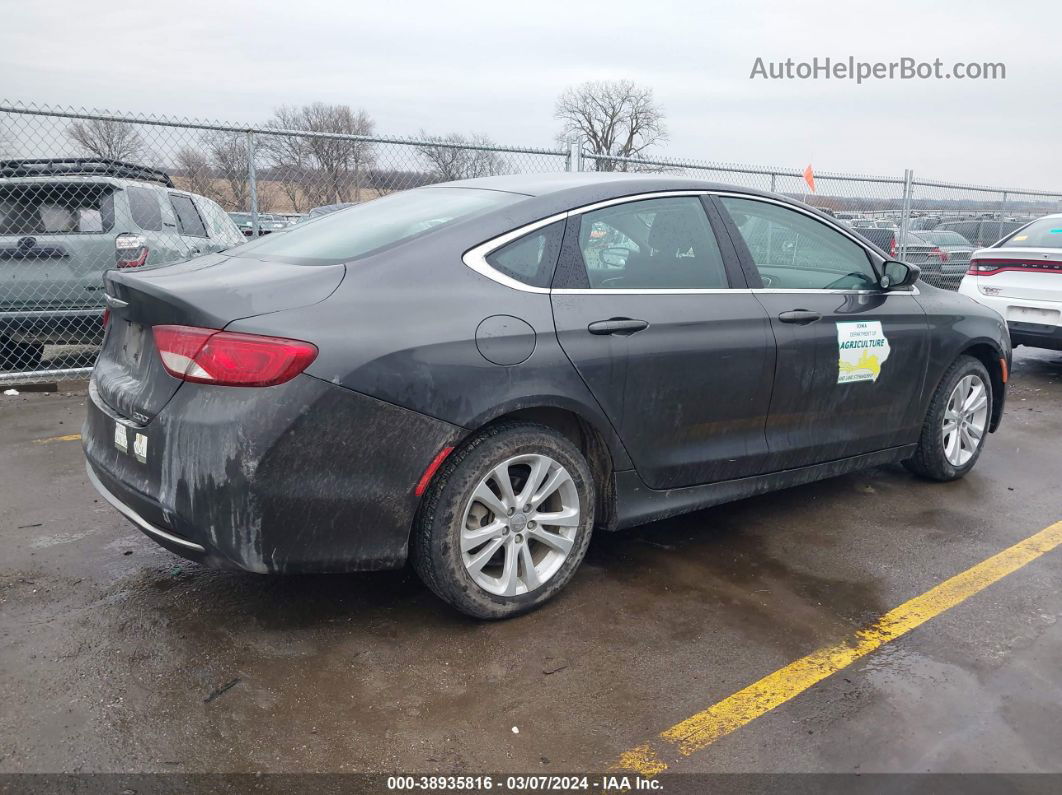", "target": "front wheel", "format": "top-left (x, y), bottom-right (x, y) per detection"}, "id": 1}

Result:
top-left (411, 423), bottom-right (595, 619)
top-left (904, 355), bottom-right (992, 481)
